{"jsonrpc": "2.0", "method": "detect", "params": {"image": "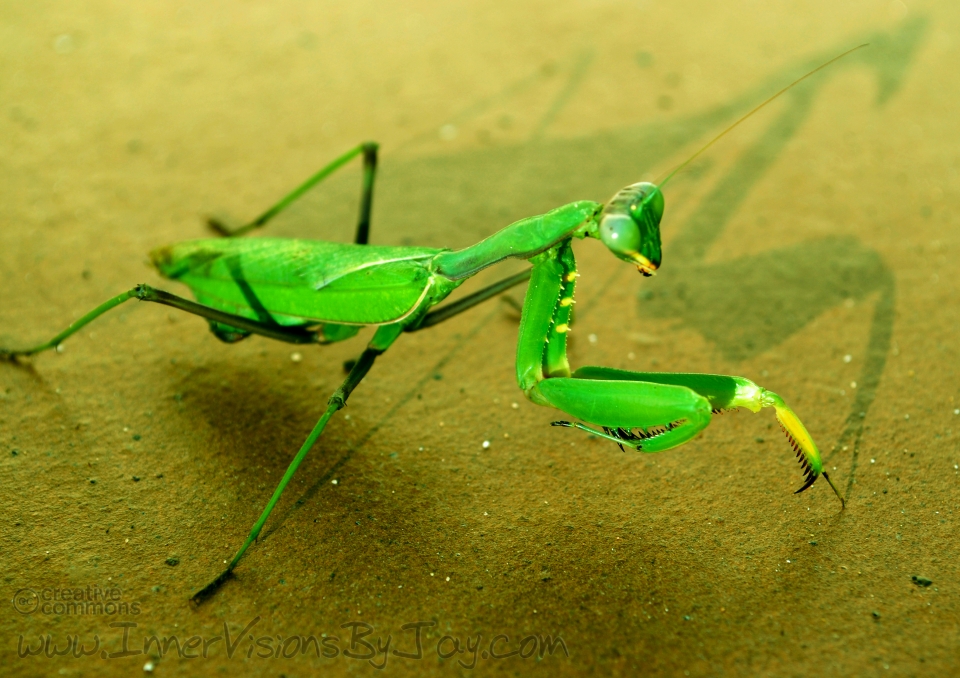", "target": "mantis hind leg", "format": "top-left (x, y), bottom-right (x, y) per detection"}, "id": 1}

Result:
top-left (208, 142), bottom-right (379, 244)
top-left (0, 284), bottom-right (319, 360)
top-left (1, 288), bottom-right (140, 359)
top-left (1, 265), bottom-right (535, 358)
